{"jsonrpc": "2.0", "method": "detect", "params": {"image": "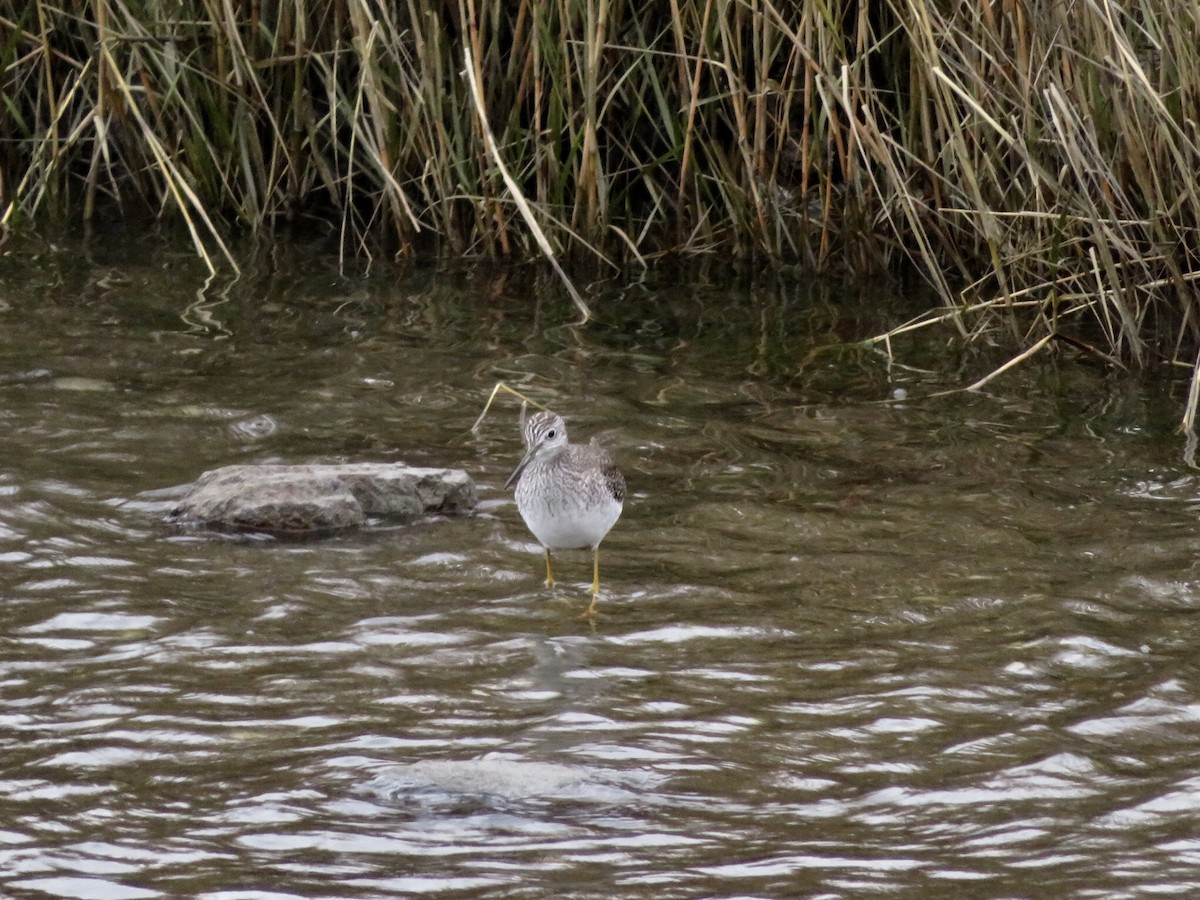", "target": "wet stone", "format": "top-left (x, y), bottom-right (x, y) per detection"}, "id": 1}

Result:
top-left (363, 756), bottom-right (659, 812)
top-left (167, 463), bottom-right (476, 535)
top-left (367, 759), bottom-right (589, 803)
